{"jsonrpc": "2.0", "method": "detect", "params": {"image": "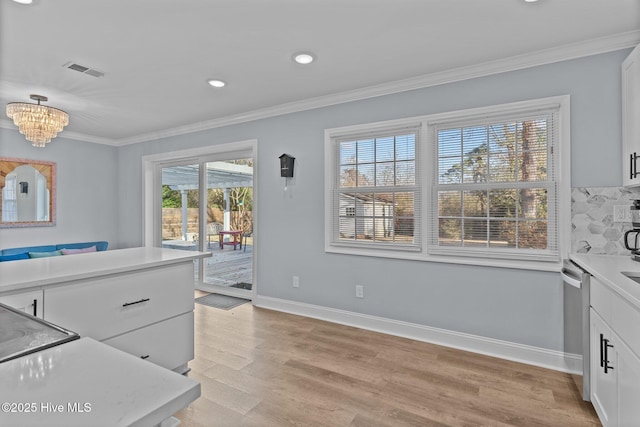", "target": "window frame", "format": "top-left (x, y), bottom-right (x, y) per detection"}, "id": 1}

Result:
top-left (325, 118), bottom-right (425, 259)
top-left (429, 105), bottom-right (561, 262)
top-left (324, 96), bottom-right (570, 271)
